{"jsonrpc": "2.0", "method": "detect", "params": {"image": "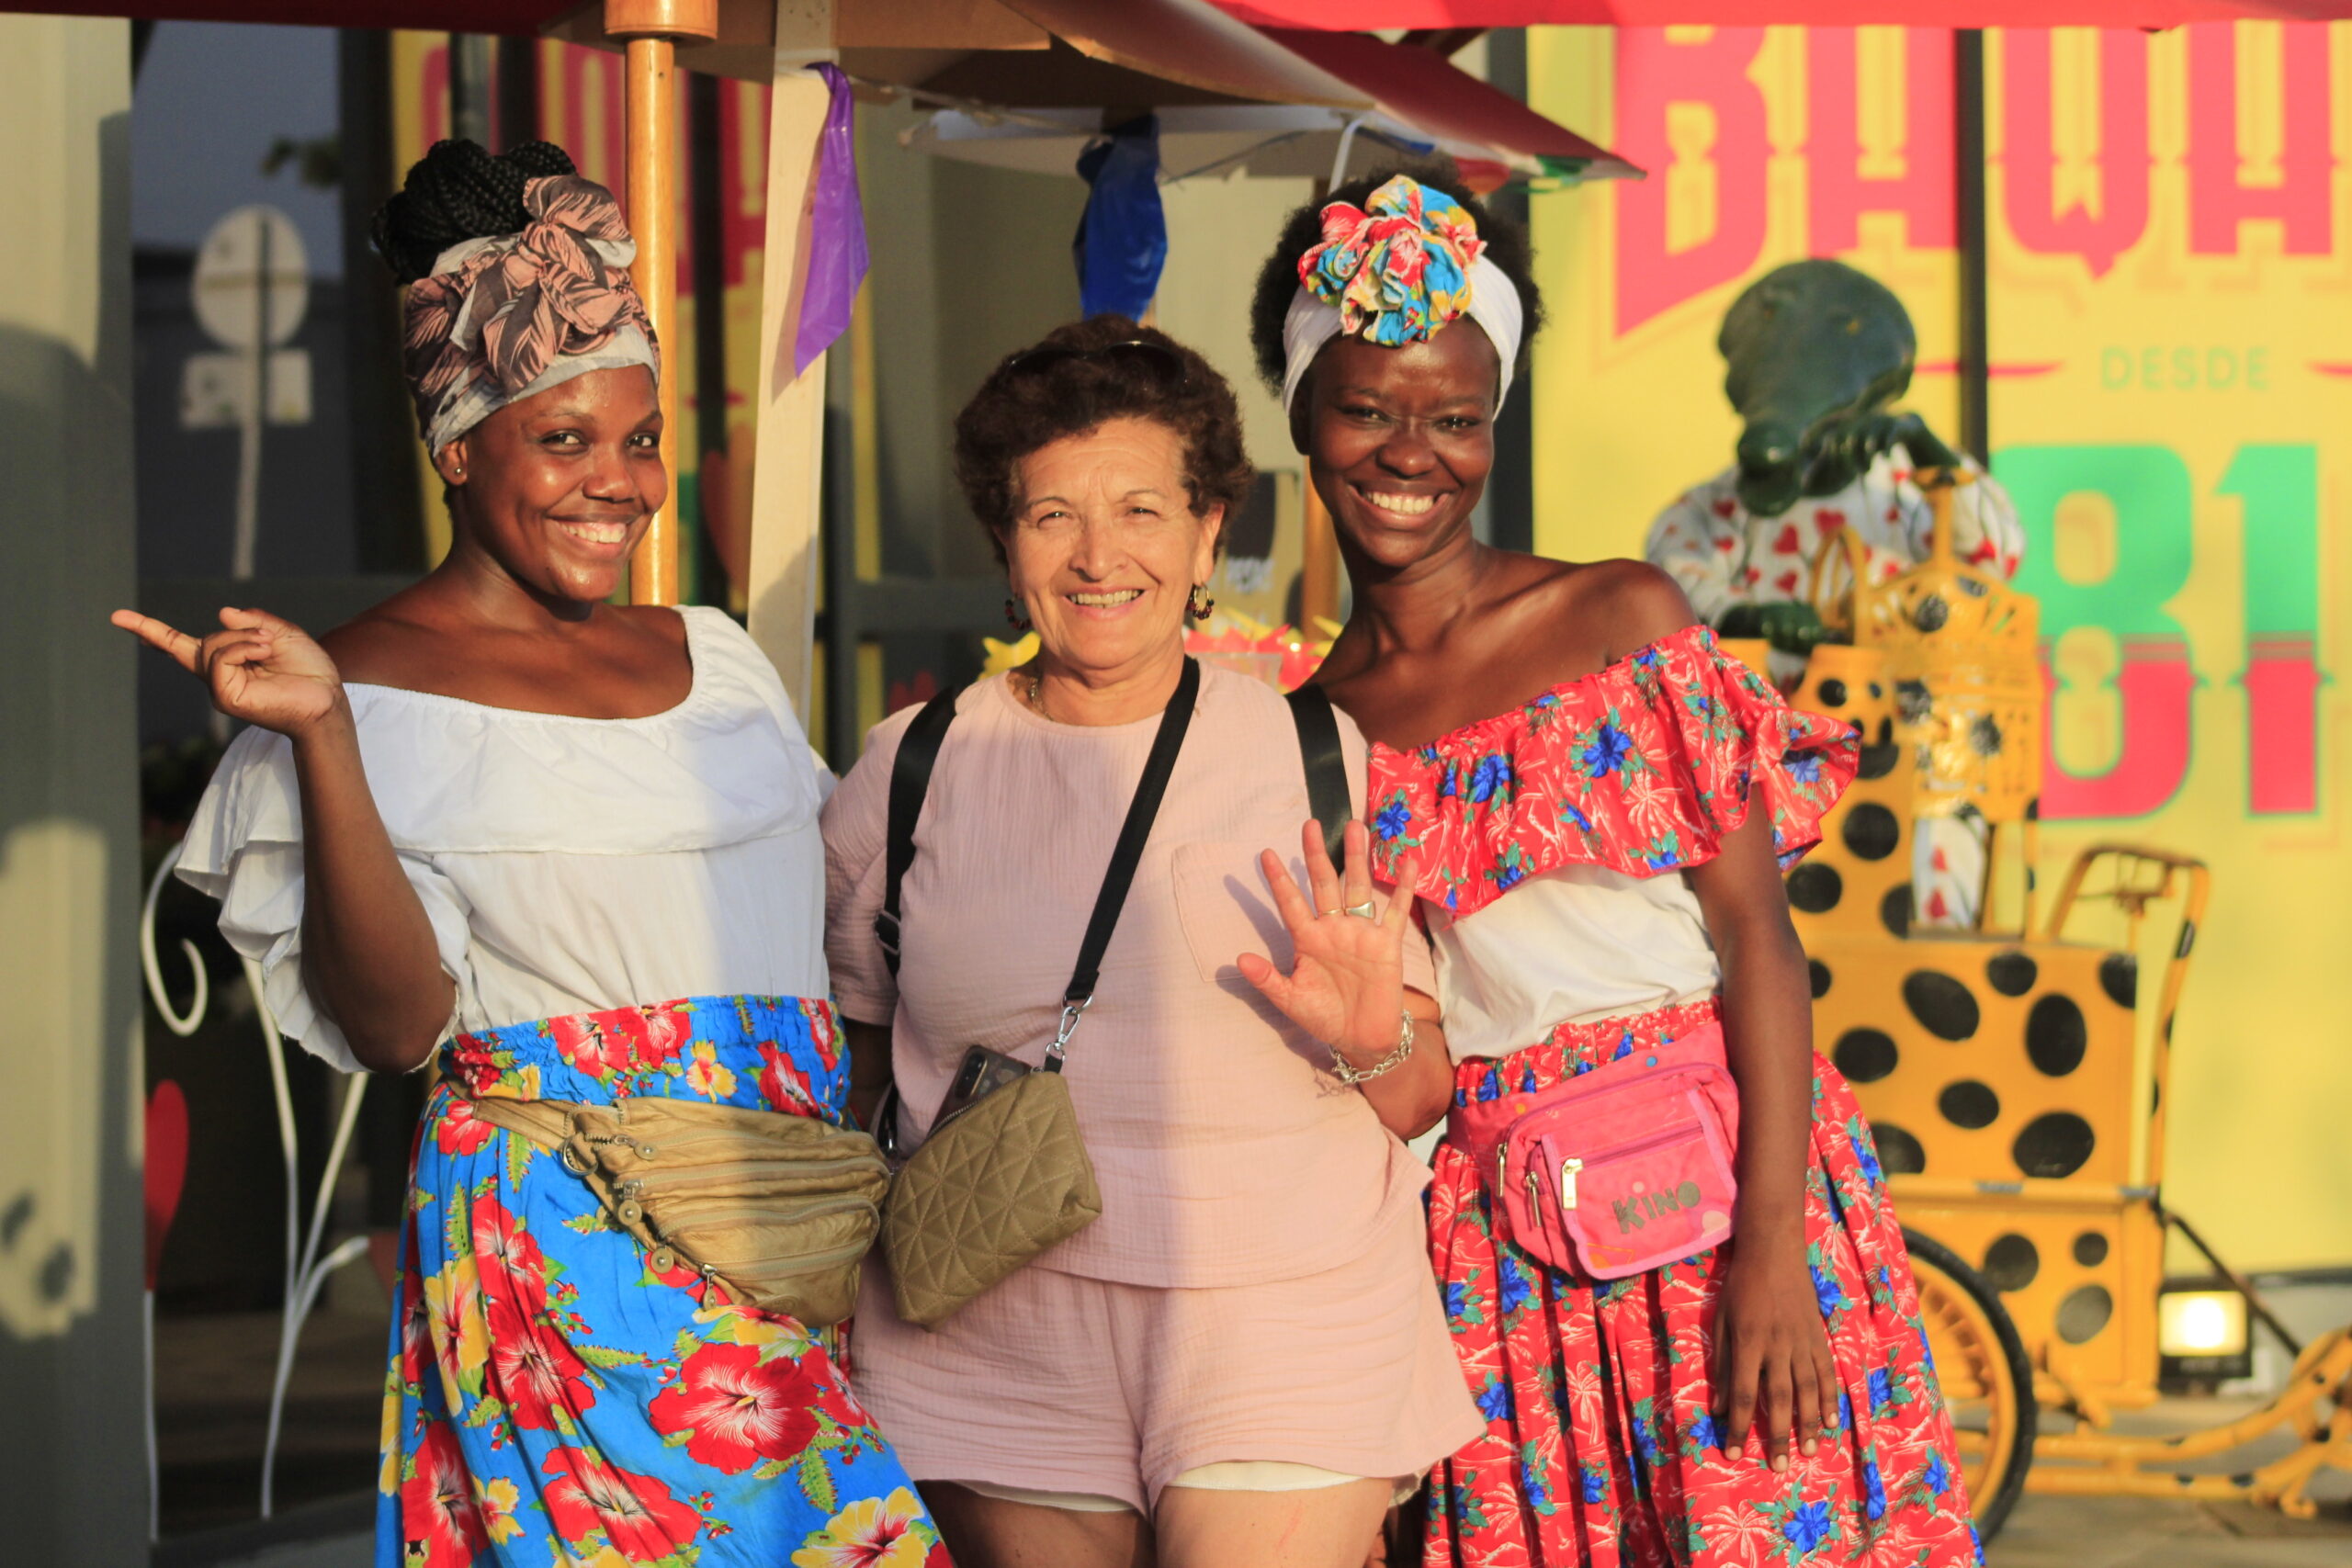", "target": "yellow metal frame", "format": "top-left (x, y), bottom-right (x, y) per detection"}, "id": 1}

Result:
top-left (2028, 1330), bottom-right (2352, 1519)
